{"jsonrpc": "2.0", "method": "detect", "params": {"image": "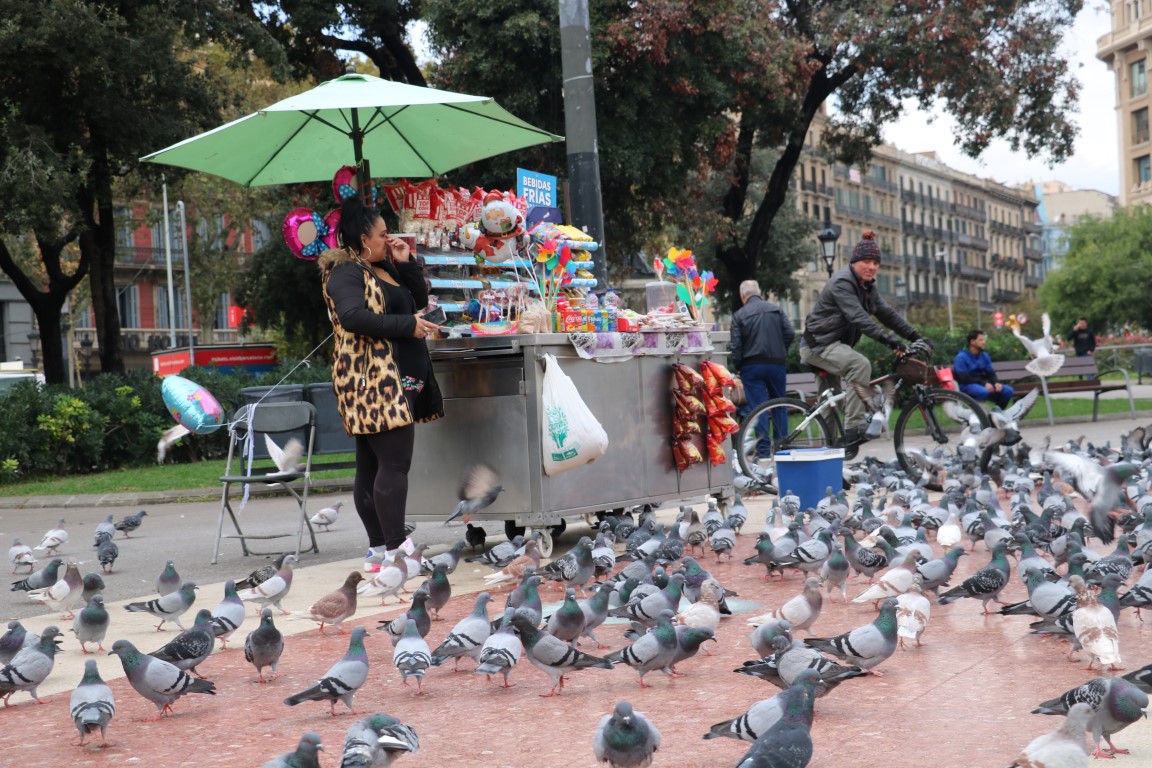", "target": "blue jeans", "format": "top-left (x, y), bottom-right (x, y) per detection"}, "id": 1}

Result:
top-left (741, 363), bottom-right (788, 456)
top-left (960, 382), bottom-right (1014, 409)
